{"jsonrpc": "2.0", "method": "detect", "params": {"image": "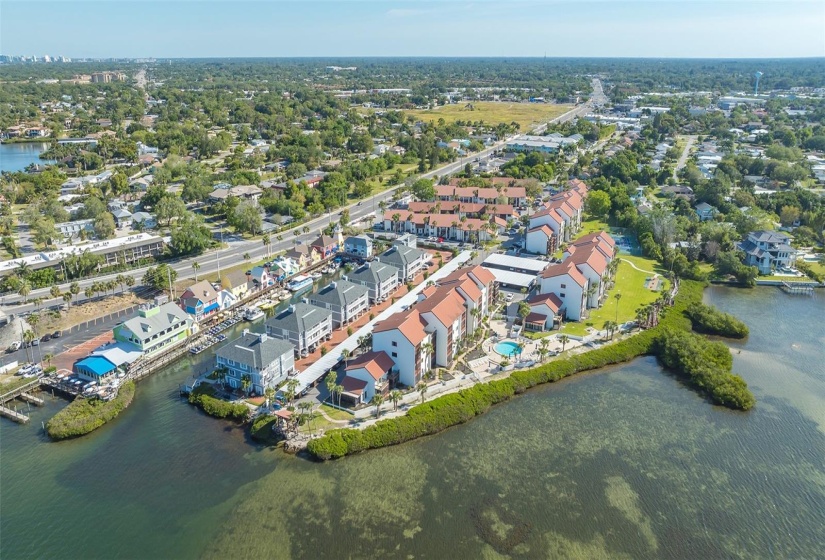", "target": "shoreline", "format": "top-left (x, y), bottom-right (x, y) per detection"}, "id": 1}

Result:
top-left (305, 279), bottom-right (753, 460)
